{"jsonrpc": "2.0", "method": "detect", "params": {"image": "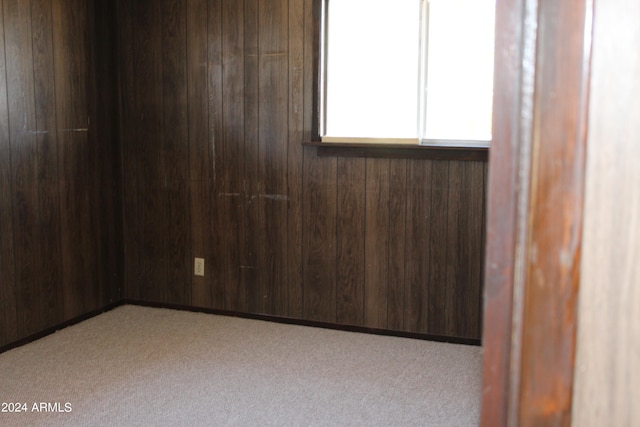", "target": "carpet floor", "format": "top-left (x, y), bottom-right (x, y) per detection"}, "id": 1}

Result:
top-left (0, 305), bottom-right (482, 426)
